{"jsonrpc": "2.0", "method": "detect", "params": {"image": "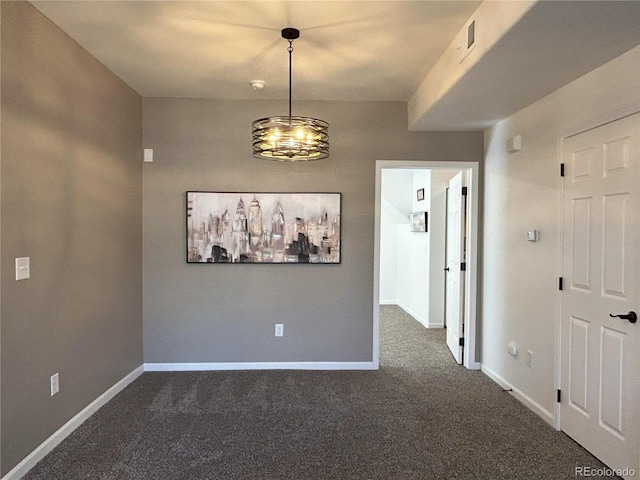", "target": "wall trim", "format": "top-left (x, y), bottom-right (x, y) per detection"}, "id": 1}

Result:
top-left (144, 362), bottom-right (378, 371)
top-left (397, 302), bottom-right (428, 328)
top-left (383, 301), bottom-right (444, 329)
top-left (2, 365), bottom-right (144, 480)
top-left (397, 302), bottom-right (443, 329)
top-left (481, 363), bottom-right (554, 427)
